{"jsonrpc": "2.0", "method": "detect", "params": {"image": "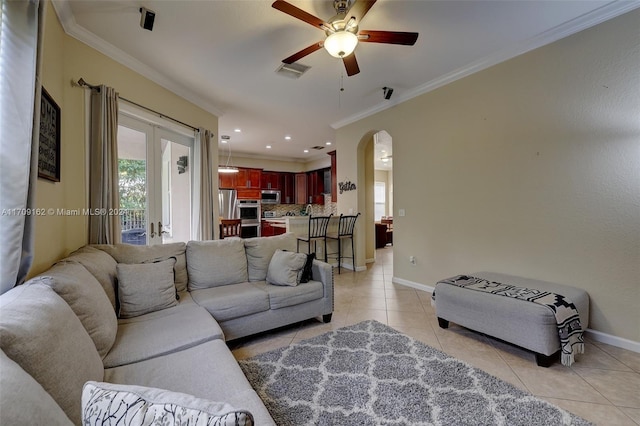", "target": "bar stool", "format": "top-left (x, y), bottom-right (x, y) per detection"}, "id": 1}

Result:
top-left (297, 214), bottom-right (332, 261)
top-left (326, 213), bottom-right (359, 273)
